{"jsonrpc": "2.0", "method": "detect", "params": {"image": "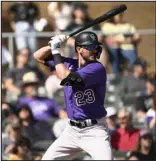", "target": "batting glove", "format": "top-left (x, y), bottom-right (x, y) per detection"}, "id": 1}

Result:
top-left (49, 35), bottom-right (68, 55)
